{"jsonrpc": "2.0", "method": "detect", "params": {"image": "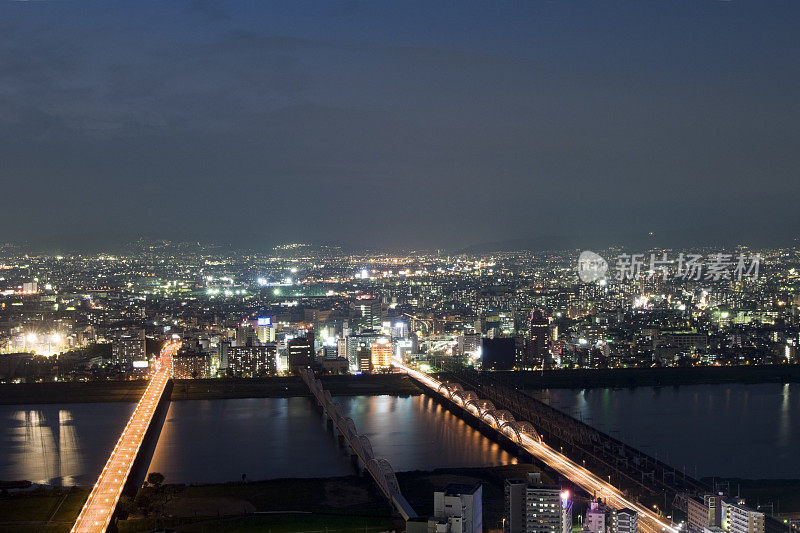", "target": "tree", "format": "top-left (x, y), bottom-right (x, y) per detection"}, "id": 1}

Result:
top-left (147, 472), bottom-right (165, 488)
